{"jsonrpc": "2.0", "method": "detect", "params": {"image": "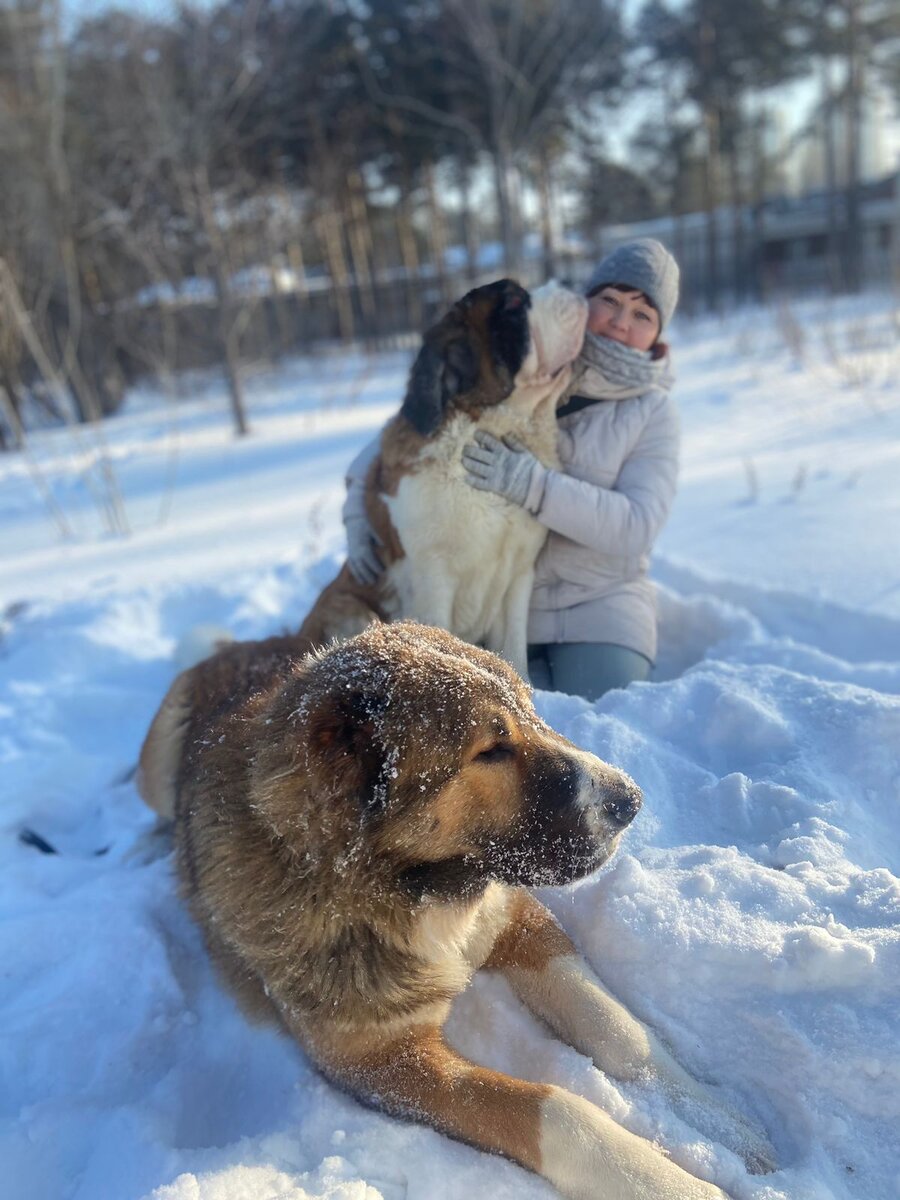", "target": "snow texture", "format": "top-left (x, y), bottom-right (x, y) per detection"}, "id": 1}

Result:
top-left (1, 292), bottom-right (899, 1200)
